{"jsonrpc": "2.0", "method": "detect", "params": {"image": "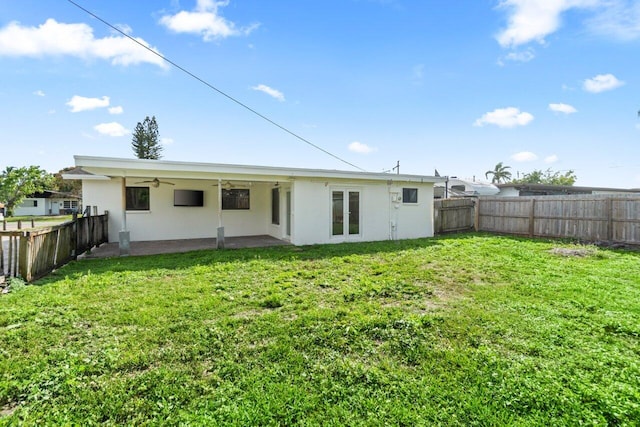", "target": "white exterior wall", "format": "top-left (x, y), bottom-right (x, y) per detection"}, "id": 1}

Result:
top-left (13, 198), bottom-right (71, 216)
top-left (84, 178), bottom-right (273, 242)
top-left (393, 184), bottom-right (434, 240)
top-left (14, 198), bottom-right (47, 216)
top-left (291, 180), bottom-right (434, 246)
top-left (266, 185), bottom-right (291, 241)
top-left (496, 187), bottom-right (520, 197)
